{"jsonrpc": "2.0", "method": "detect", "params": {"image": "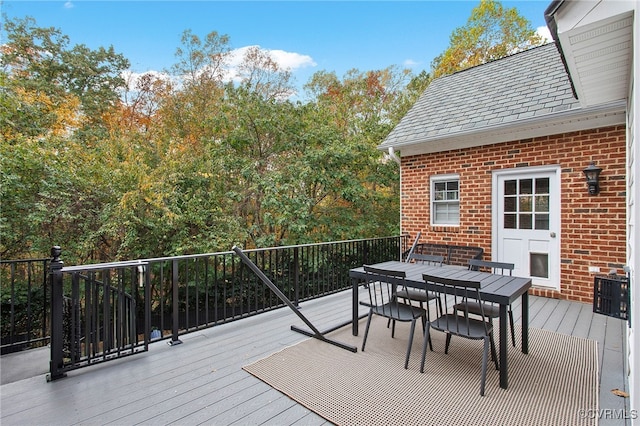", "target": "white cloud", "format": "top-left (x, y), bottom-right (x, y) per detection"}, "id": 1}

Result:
top-left (227, 46), bottom-right (250, 67)
top-left (267, 49), bottom-right (316, 70)
top-left (223, 45), bottom-right (316, 84)
top-left (64, 1), bottom-right (74, 9)
top-left (227, 45), bottom-right (316, 70)
top-left (403, 59), bottom-right (419, 68)
top-left (536, 25), bottom-right (553, 44)
top-left (121, 46), bottom-right (315, 101)
top-left (224, 46), bottom-right (253, 83)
